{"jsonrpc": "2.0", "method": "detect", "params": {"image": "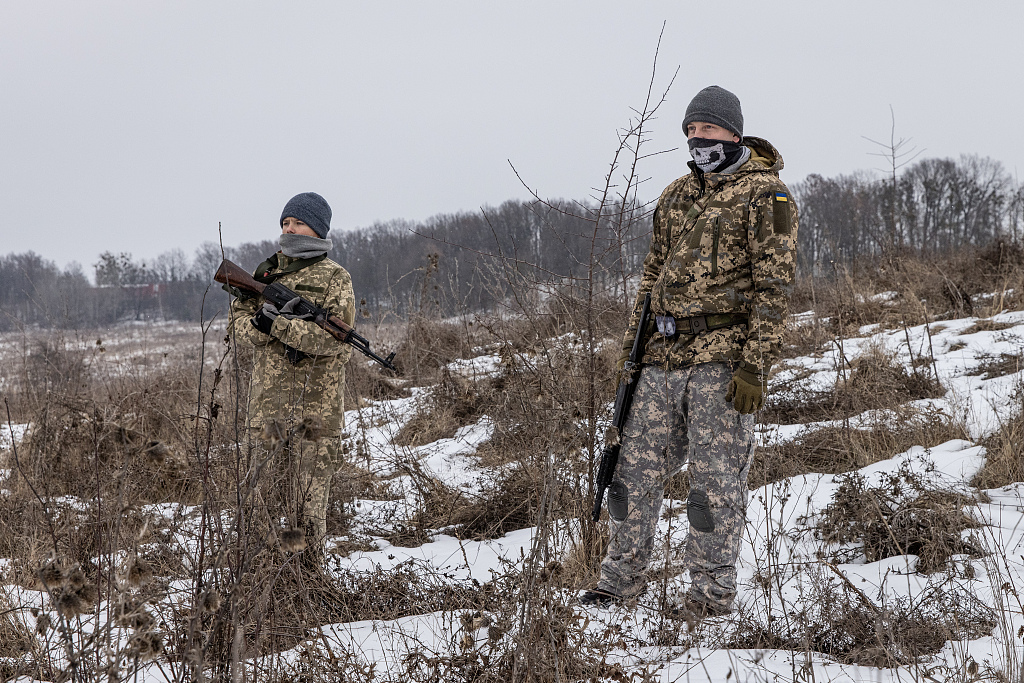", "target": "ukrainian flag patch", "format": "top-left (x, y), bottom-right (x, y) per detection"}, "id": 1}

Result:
top-left (775, 192), bottom-right (788, 202)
